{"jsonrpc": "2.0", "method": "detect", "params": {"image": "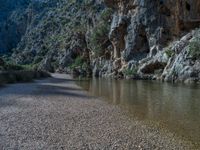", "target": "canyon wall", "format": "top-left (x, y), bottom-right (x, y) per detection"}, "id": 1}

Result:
top-left (95, 0), bottom-right (200, 83)
top-left (105, 0), bottom-right (200, 61)
top-left (0, 0), bottom-right (31, 53)
top-left (1, 0), bottom-right (200, 83)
